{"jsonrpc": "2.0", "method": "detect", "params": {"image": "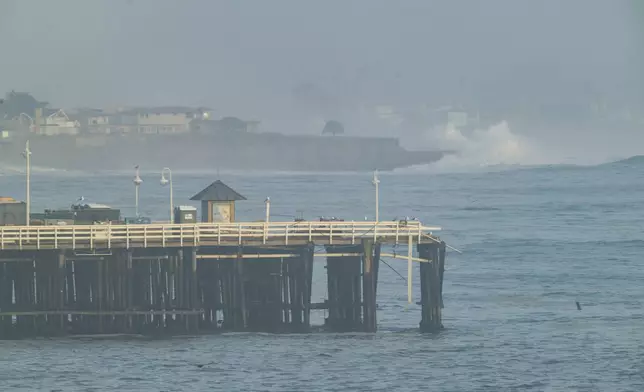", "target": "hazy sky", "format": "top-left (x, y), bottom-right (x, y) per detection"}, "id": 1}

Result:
top-left (0, 0), bottom-right (641, 131)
